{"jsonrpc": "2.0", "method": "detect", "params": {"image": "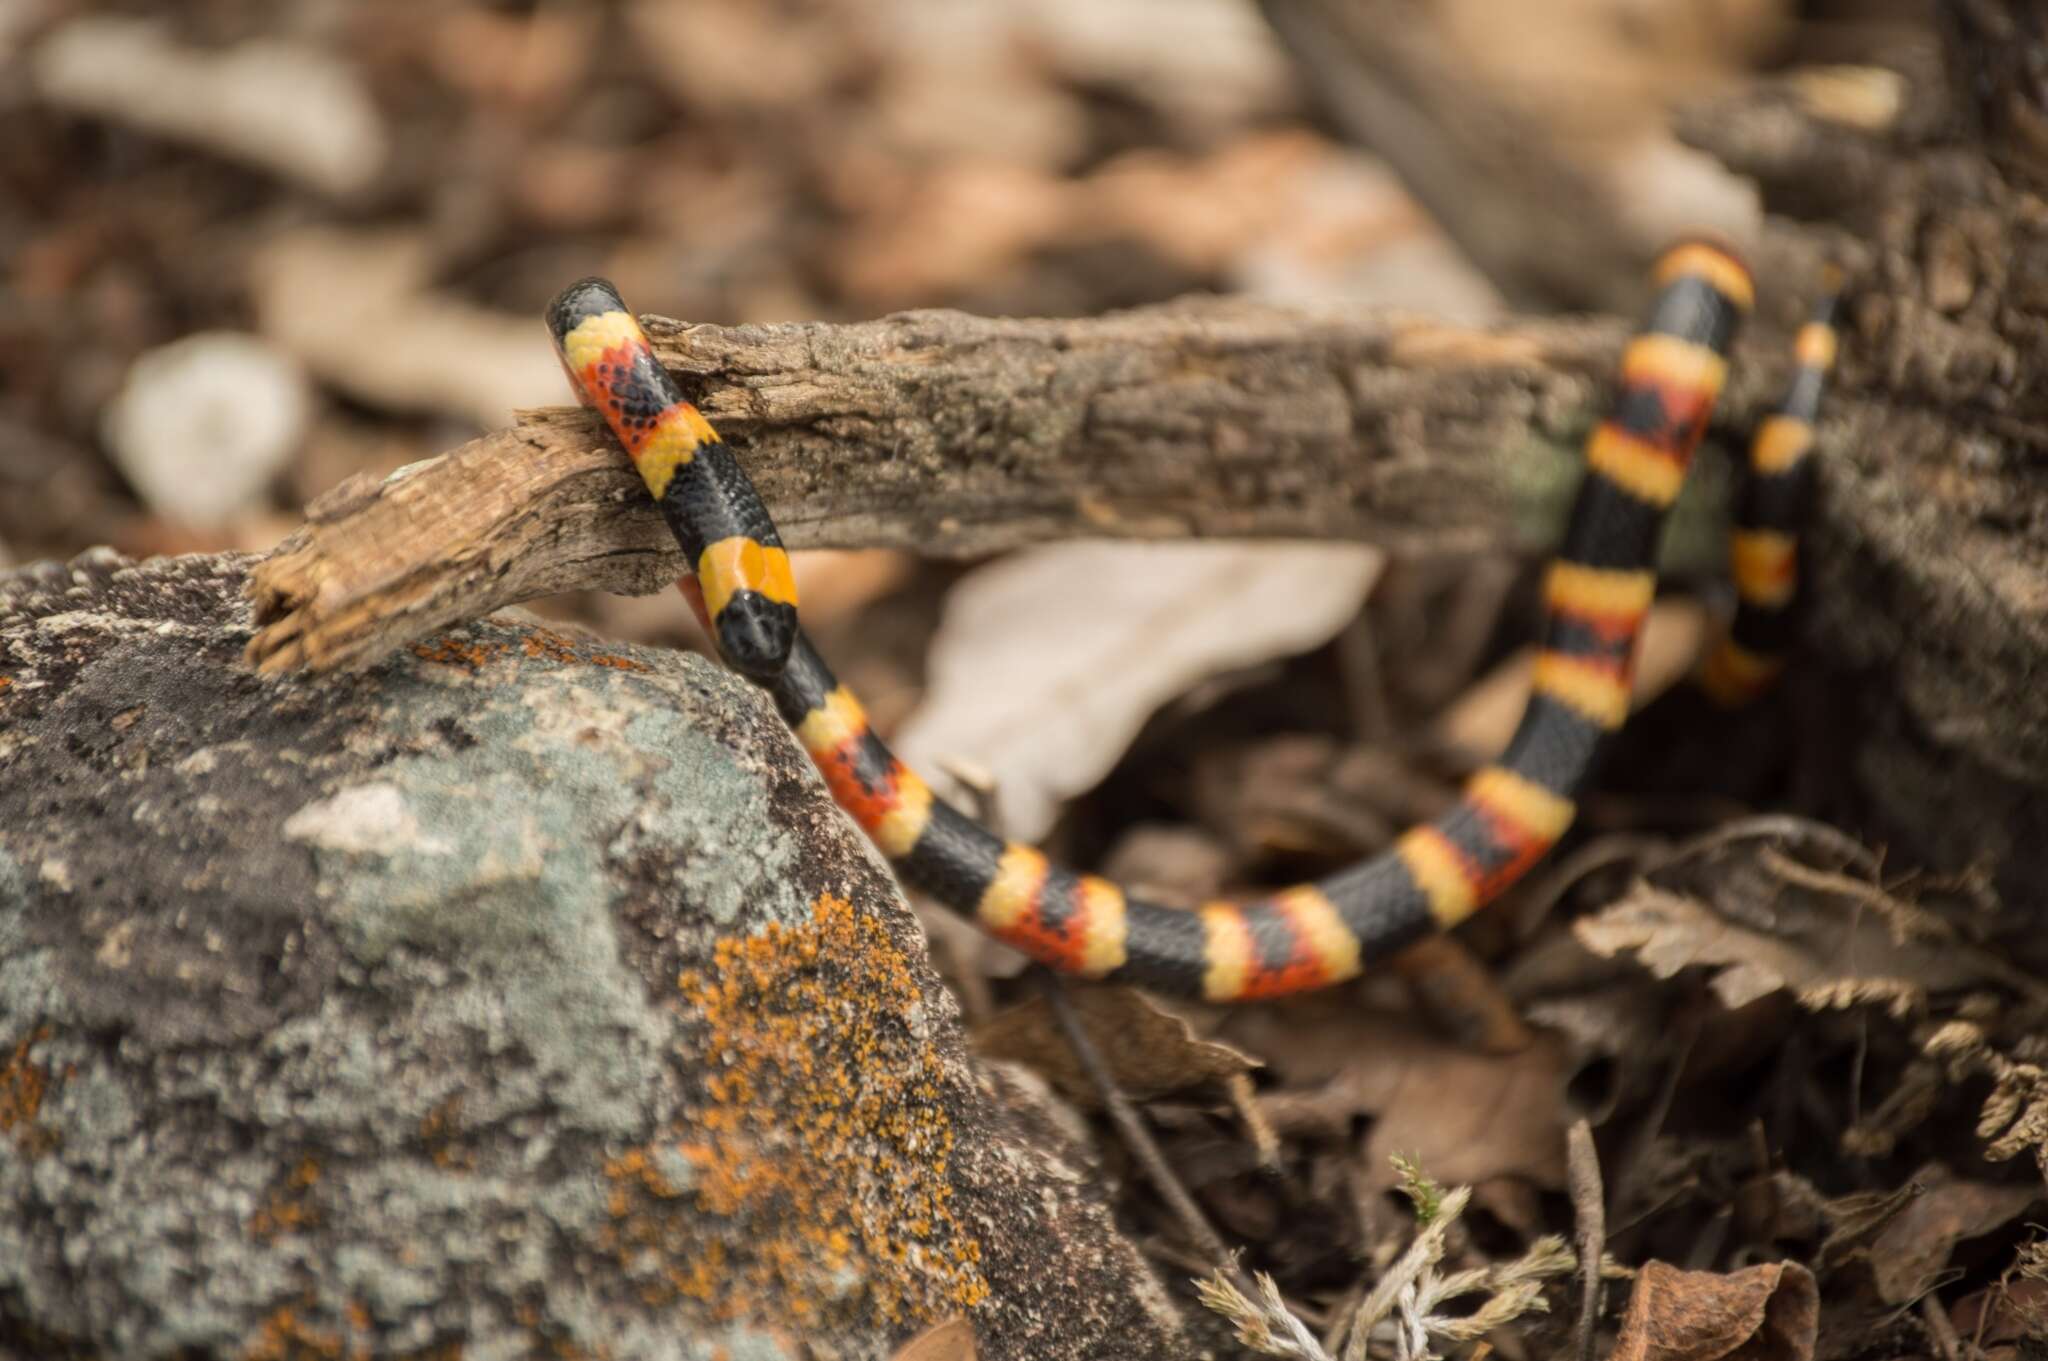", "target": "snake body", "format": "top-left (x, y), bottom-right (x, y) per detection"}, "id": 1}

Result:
top-left (1700, 290), bottom-right (1841, 704)
top-left (549, 243), bottom-right (1832, 1001)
